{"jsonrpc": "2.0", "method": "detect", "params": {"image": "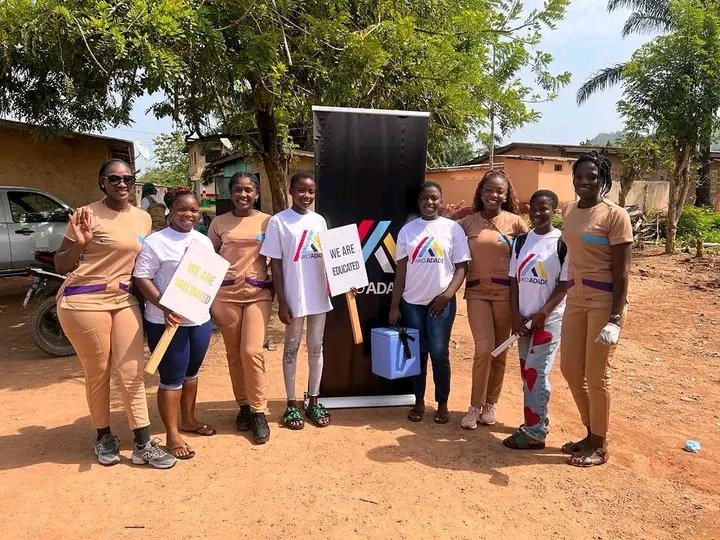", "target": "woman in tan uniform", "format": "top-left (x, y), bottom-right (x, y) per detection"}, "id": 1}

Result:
top-left (55, 158), bottom-right (176, 469)
top-left (209, 172), bottom-right (272, 444)
top-left (560, 152), bottom-right (632, 467)
top-left (459, 170), bottom-right (527, 429)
